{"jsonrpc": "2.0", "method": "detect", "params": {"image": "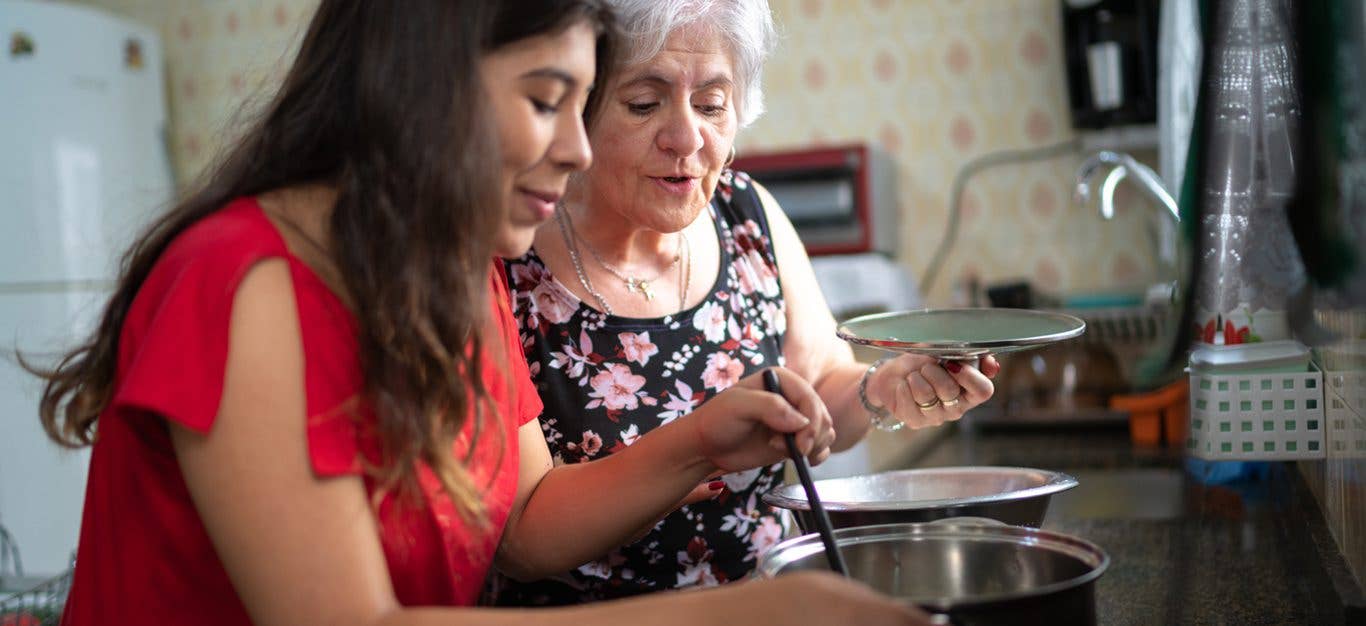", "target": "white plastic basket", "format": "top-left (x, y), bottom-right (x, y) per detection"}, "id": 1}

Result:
top-left (1325, 370), bottom-right (1366, 458)
top-left (1187, 364), bottom-right (1326, 460)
